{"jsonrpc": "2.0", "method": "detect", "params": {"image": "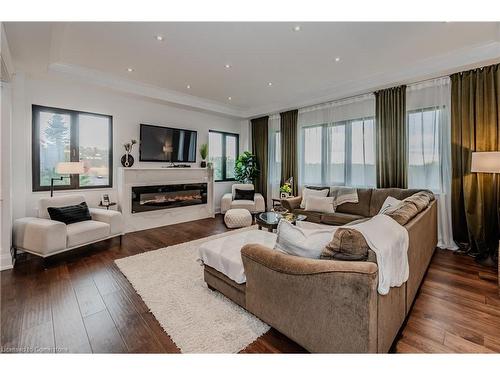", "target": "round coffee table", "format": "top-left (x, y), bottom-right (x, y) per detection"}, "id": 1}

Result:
top-left (256, 212), bottom-right (307, 232)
